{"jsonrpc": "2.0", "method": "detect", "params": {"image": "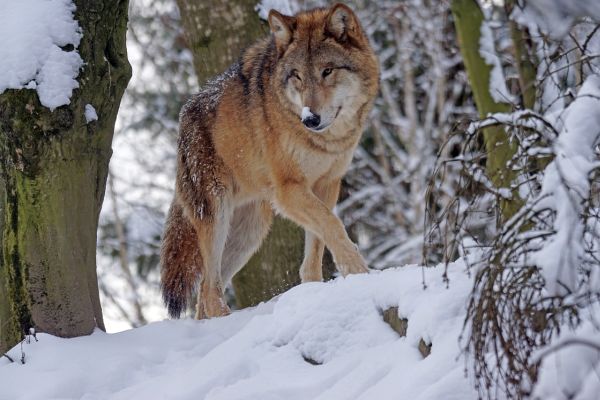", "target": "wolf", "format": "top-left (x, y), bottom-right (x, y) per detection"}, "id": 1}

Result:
top-left (160, 3), bottom-right (379, 319)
